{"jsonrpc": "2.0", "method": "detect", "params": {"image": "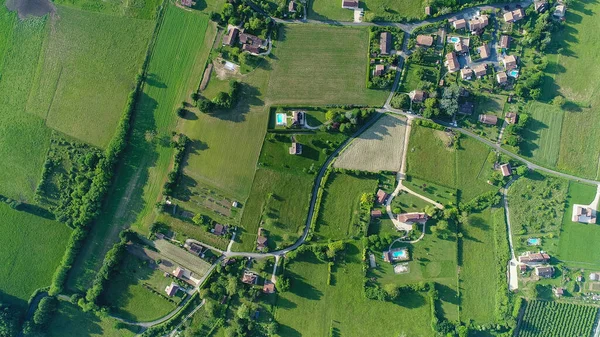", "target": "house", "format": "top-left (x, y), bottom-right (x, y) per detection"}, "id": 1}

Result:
top-left (416, 35), bottom-right (434, 47)
top-left (214, 223), bottom-right (226, 236)
top-left (506, 112), bottom-right (517, 124)
top-left (454, 41), bottom-right (467, 54)
top-left (554, 5), bottom-right (566, 18)
top-left (374, 64), bottom-right (385, 76)
top-left (572, 206), bottom-right (597, 224)
top-left (469, 15), bottom-right (489, 31)
top-left (380, 32), bottom-right (391, 55)
top-left (496, 71), bottom-right (508, 84)
top-left (239, 33), bottom-right (266, 48)
top-left (288, 0), bottom-right (296, 12)
top-left (292, 111), bottom-right (304, 126)
top-left (173, 267), bottom-right (186, 278)
top-left (223, 27), bottom-right (239, 46)
top-left (519, 264), bottom-right (528, 273)
top-left (535, 266), bottom-right (554, 278)
top-left (242, 271), bottom-right (258, 285)
top-left (371, 209), bottom-right (383, 218)
top-left (409, 90), bottom-right (427, 103)
top-left (165, 283), bottom-right (179, 297)
top-left (187, 242), bottom-right (204, 255)
top-left (461, 68), bottom-right (473, 80)
top-left (341, 0), bottom-right (358, 9)
top-left (376, 189), bottom-right (388, 204)
top-left (519, 252), bottom-right (551, 264)
top-left (289, 142), bottom-right (303, 155)
top-left (500, 35), bottom-right (510, 49)
top-left (503, 11), bottom-right (514, 22)
top-left (180, 0), bottom-right (194, 7)
top-left (263, 280), bottom-right (276, 294)
top-left (534, 0), bottom-right (548, 12)
top-left (499, 163), bottom-right (512, 177)
top-left (425, 6), bottom-right (431, 16)
top-left (257, 235), bottom-right (268, 250)
top-left (553, 287), bottom-right (564, 297)
top-left (242, 44), bottom-right (261, 54)
top-left (503, 55), bottom-right (518, 69)
top-left (446, 52), bottom-right (460, 72)
top-left (453, 19), bottom-right (467, 30)
top-left (458, 102), bottom-right (474, 115)
top-left (473, 64), bottom-right (487, 77)
top-left (397, 212), bottom-right (428, 224)
top-left (503, 8), bottom-right (524, 23)
top-left (590, 273), bottom-right (600, 281)
top-left (479, 114), bottom-right (498, 125)
top-left (383, 247), bottom-right (410, 263)
top-left (478, 44), bottom-right (490, 59)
